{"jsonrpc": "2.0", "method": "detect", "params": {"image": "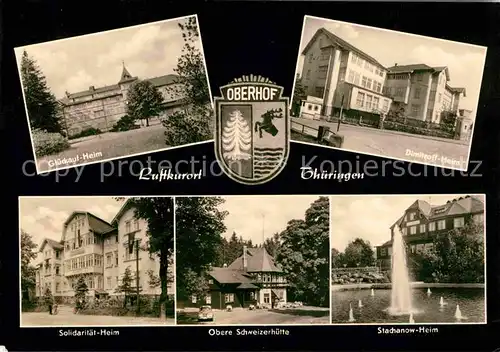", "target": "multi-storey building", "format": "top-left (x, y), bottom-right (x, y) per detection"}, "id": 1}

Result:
top-left (299, 28), bottom-right (393, 118)
top-left (376, 195), bottom-right (485, 272)
top-left (58, 64), bottom-right (187, 137)
top-left (178, 246), bottom-right (288, 310)
top-left (34, 199), bottom-right (174, 301)
top-left (383, 64), bottom-right (466, 123)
